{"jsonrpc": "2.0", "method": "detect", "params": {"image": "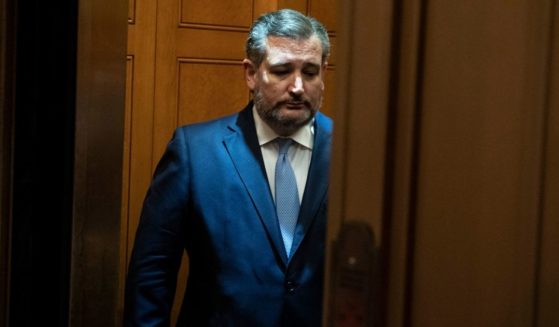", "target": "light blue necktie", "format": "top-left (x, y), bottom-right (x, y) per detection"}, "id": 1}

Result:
top-left (275, 138), bottom-right (300, 258)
